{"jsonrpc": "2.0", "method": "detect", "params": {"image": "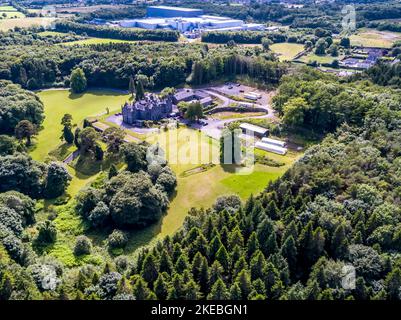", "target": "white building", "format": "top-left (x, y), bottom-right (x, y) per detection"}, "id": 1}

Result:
top-left (255, 141), bottom-right (288, 155)
top-left (240, 123), bottom-right (269, 137)
top-left (118, 13), bottom-right (265, 33)
top-left (261, 137), bottom-right (287, 148)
